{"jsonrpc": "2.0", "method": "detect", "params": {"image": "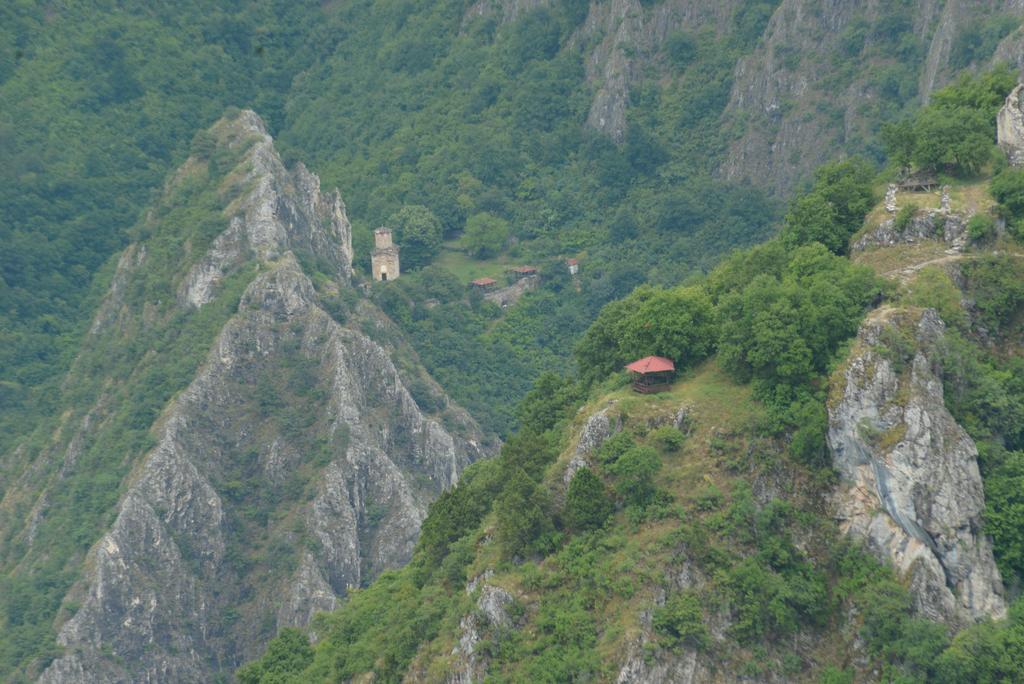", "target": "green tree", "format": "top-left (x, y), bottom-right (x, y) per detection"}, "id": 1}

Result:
top-left (813, 158), bottom-right (876, 236)
top-left (990, 166), bottom-right (1024, 237)
top-left (564, 468), bottom-right (614, 532)
top-left (463, 212), bottom-right (510, 259)
top-left (912, 106), bottom-right (992, 175)
top-left (516, 372), bottom-right (584, 434)
top-left (653, 592), bottom-right (709, 650)
top-left (983, 449), bottom-right (1024, 583)
top-left (494, 467), bottom-right (554, 559)
top-left (618, 286), bottom-right (718, 367)
top-left (935, 599), bottom-right (1024, 683)
top-left (236, 628), bottom-right (313, 684)
top-left (388, 205), bottom-right (443, 270)
top-left (608, 445), bottom-right (660, 507)
top-left (883, 67), bottom-right (1016, 176)
top-left (574, 285), bottom-right (718, 383)
top-left (717, 242), bottom-right (880, 405)
top-left (781, 193), bottom-right (843, 253)
top-left (780, 158), bottom-right (875, 255)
